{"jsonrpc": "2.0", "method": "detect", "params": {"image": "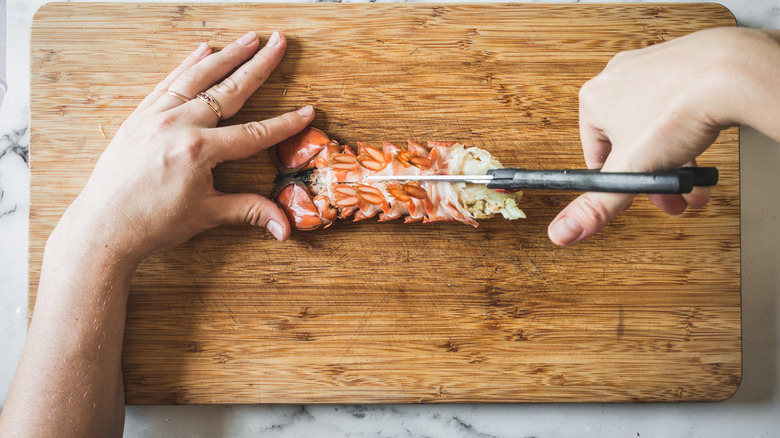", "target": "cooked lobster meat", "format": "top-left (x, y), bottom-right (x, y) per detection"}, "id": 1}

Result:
top-left (271, 127), bottom-right (524, 230)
